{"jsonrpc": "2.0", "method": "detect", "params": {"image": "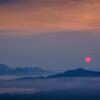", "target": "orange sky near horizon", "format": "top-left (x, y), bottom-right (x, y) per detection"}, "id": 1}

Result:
top-left (0, 0), bottom-right (100, 35)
